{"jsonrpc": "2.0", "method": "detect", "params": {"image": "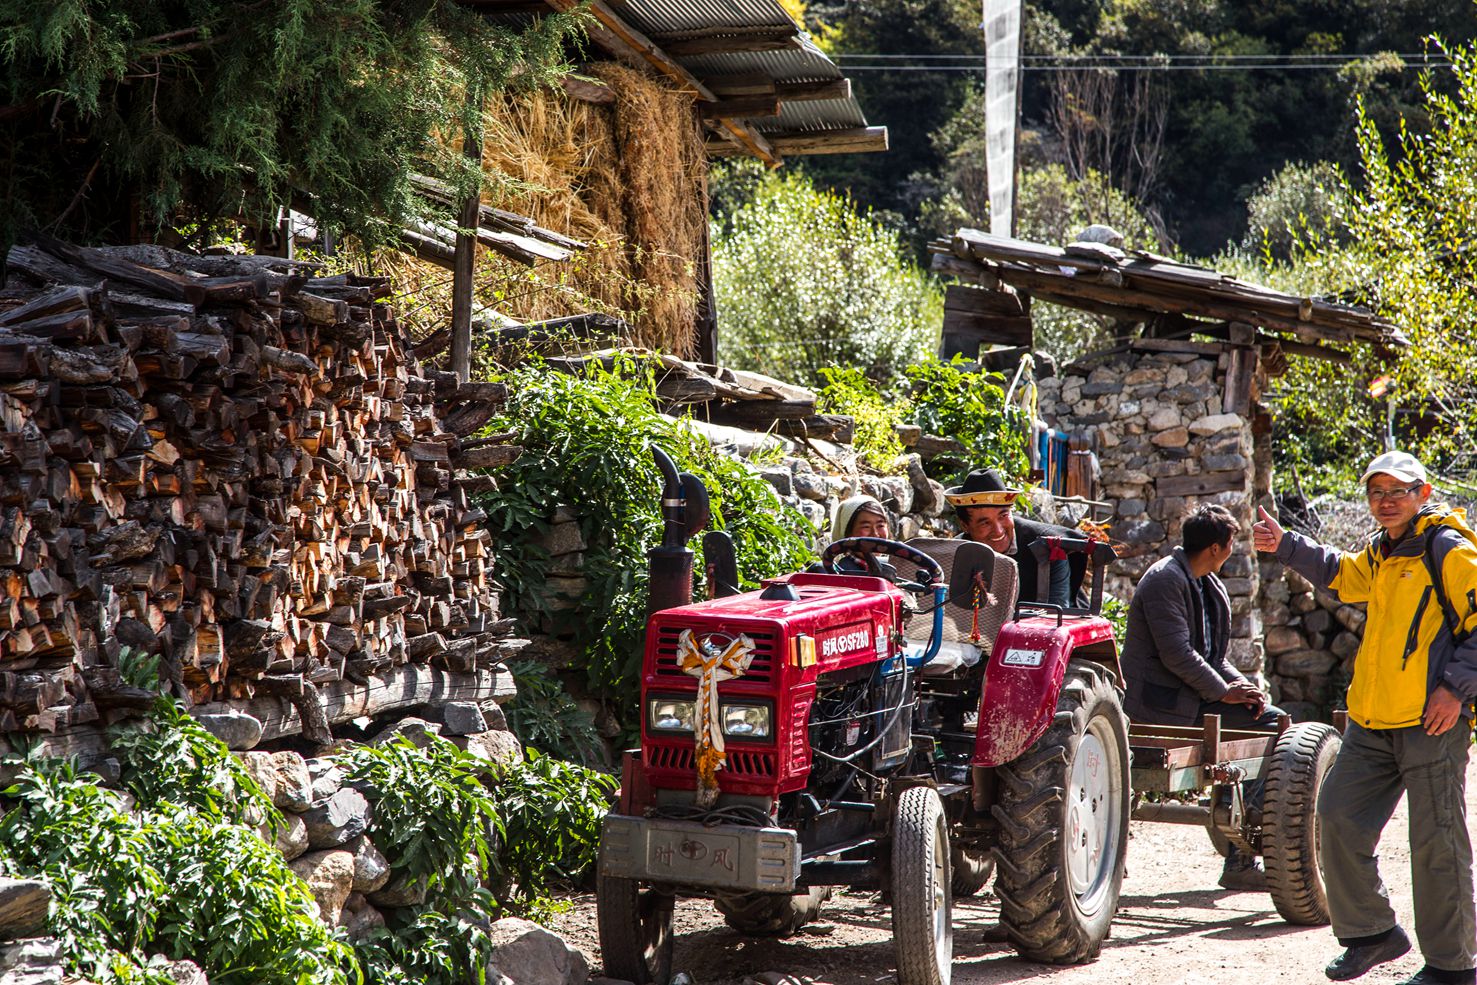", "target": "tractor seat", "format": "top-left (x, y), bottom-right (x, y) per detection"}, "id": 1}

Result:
top-left (903, 537), bottom-right (1019, 677)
